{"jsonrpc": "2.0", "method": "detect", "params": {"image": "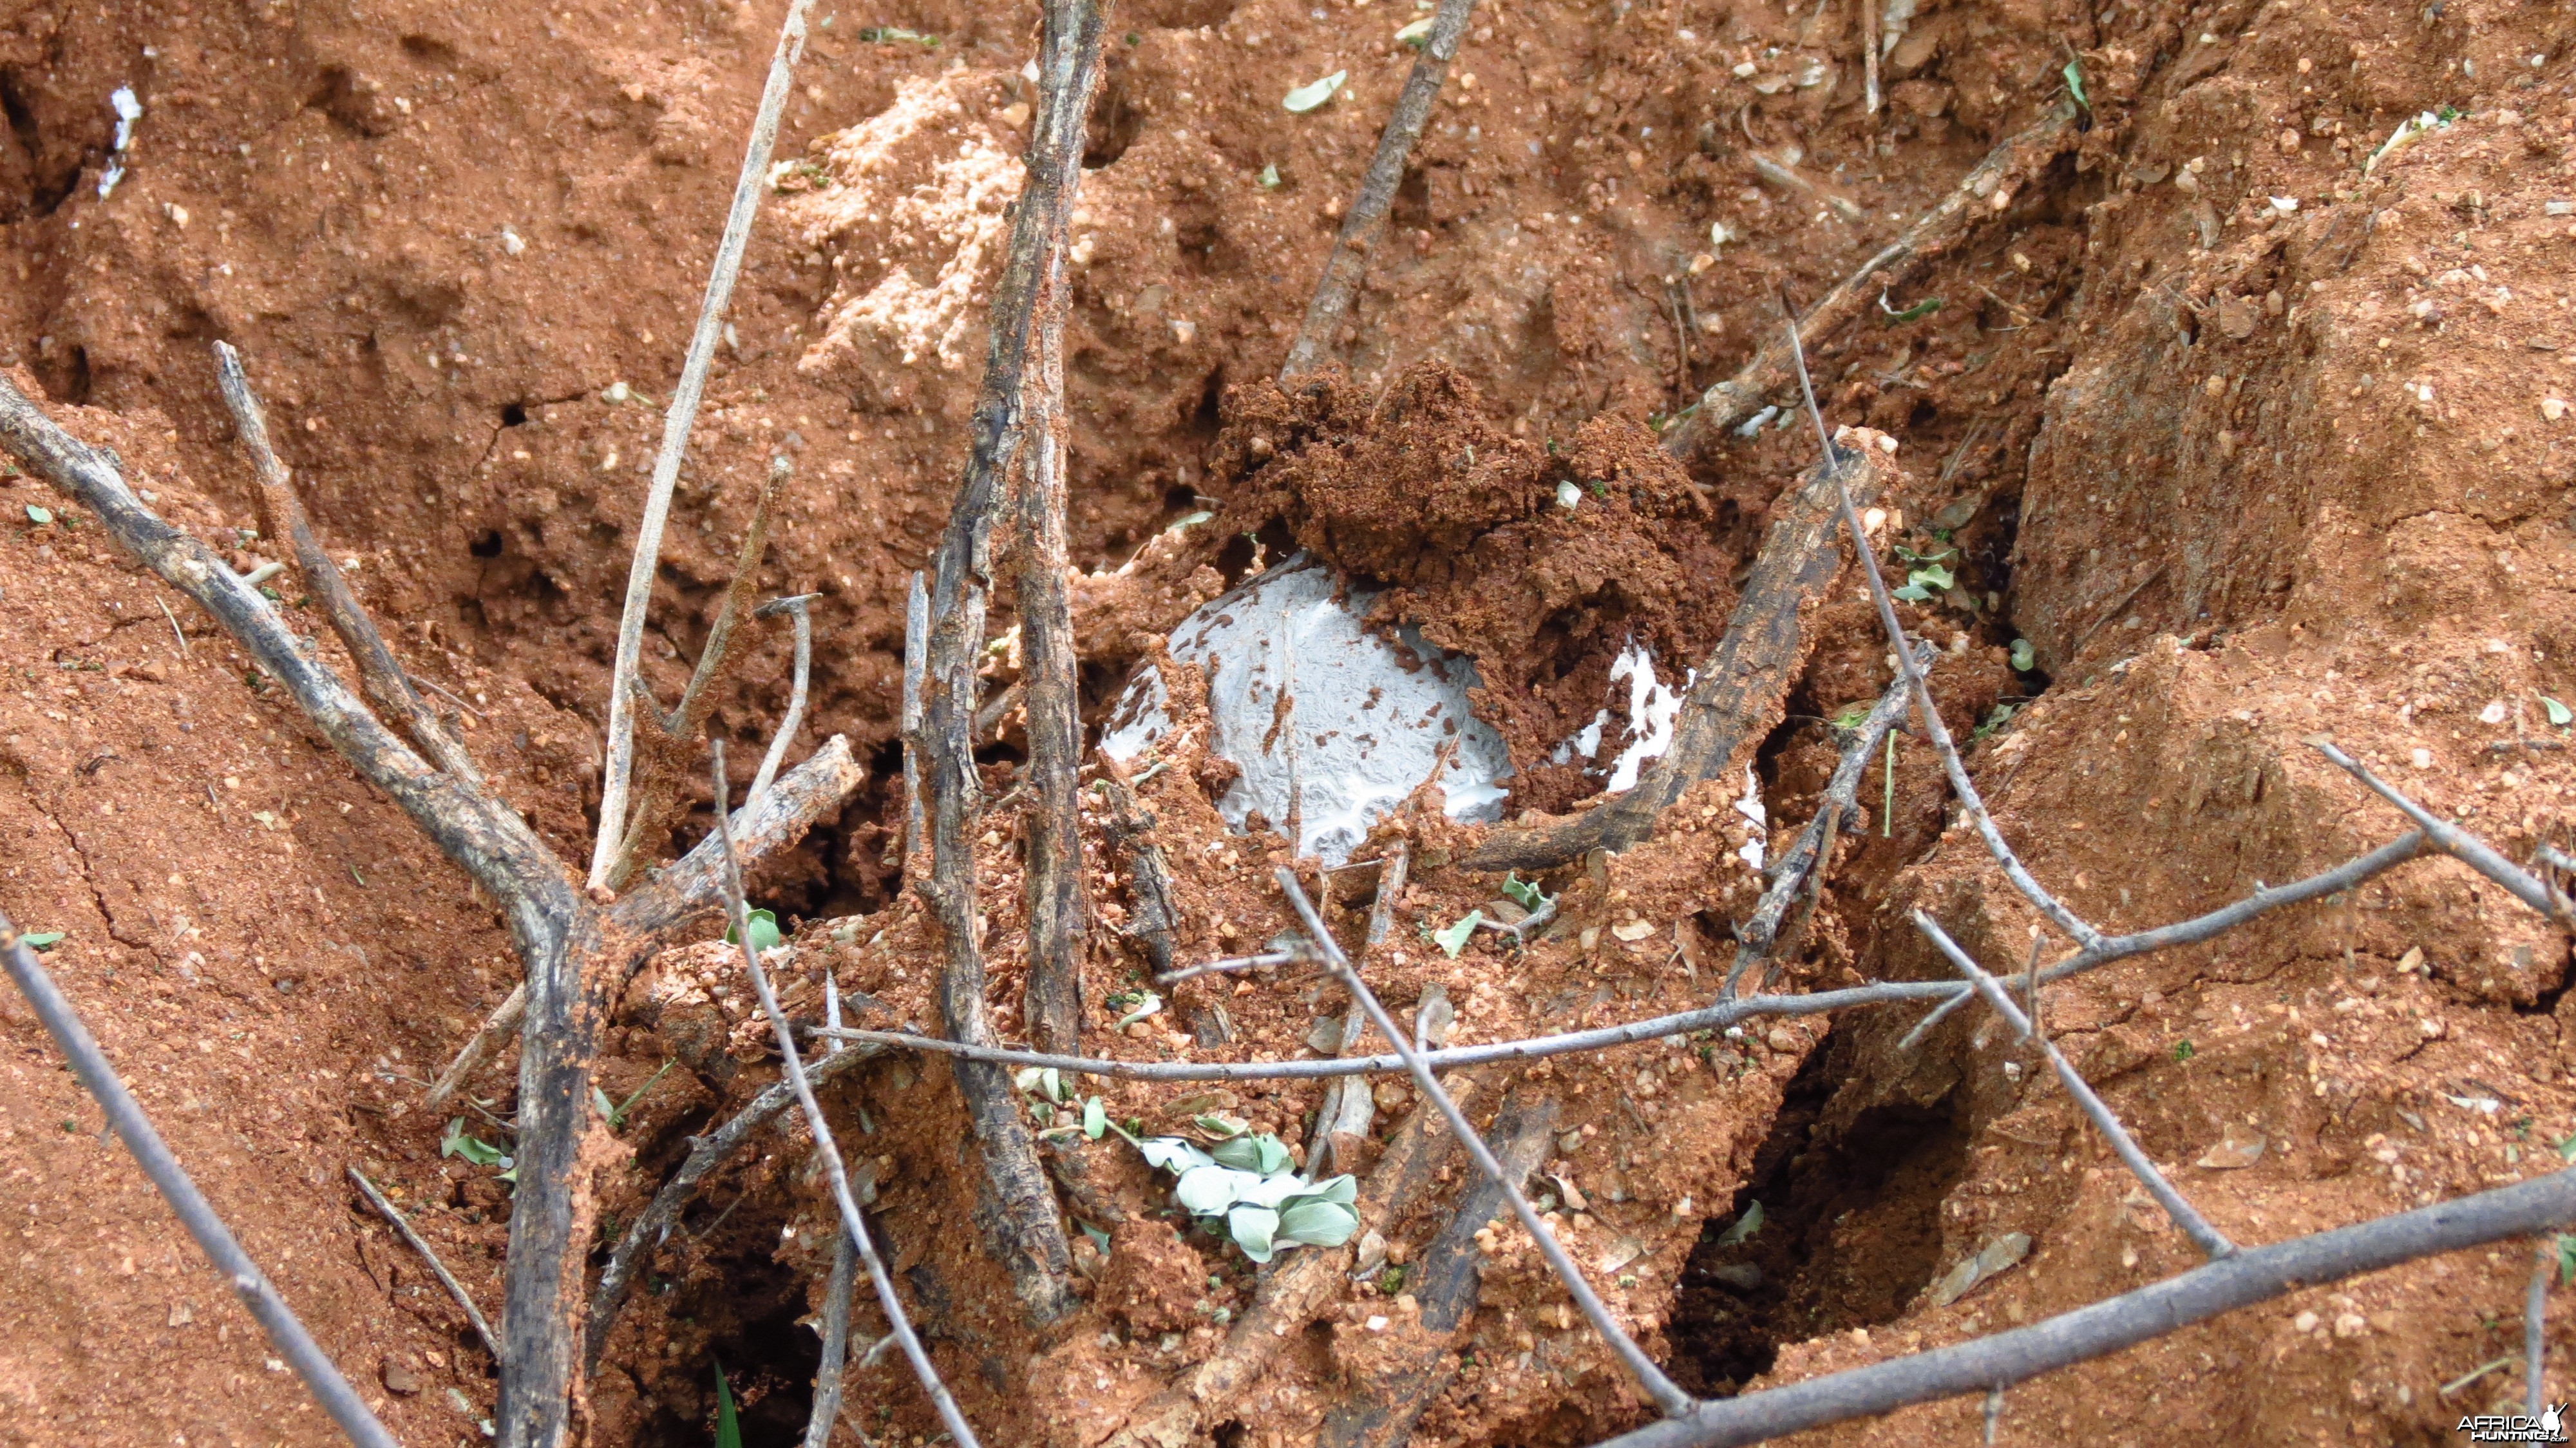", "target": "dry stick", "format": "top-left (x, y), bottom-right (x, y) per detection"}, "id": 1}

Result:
top-left (2311, 739), bottom-right (2575, 925)
top-left (1016, 240), bottom-right (1088, 1057)
top-left (1154, 949), bottom-right (1305, 987)
top-left (0, 920), bottom-right (401, 1448)
top-left (1861, 0), bottom-right (1881, 115)
top-left (1462, 441), bottom-right (1895, 872)
top-left (1096, 749), bottom-right (1182, 978)
top-left (1660, 100), bottom-right (2078, 457)
top-left (585, 1040), bottom-right (880, 1370)
top-left (1596, 1167), bottom-right (2576, 1448)
top-left (748, 592), bottom-right (820, 811)
top-left (1914, 910), bottom-right (2236, 1259)
top-left (913, 0), bottom-right (1103, 1328)
top-left (1725, 654), bottom-right (1924, 998)
top-left (606, 454), bottom-right (795, 893)
top-left (710, 743), bottom-right (983, 1448)
top-left (1278, 0), bottom-right (1479, 379)
top-left (901, 571), bottom-right (927, 864)
top-left (2534, 1237), bottom-right (2557, 1417)
top-left (1311, 838), bottom-right (1410, 1179)
top-left (1781, 314), bottom-right (2101, 949)
top-left (591, 0), bottom-right (814, 890)
top-left (1317, 1094), bottom-right (1560, 1448)
top-left (805, 976), bottom-right (860, 1448)
top-left (214, 343), bottom-right (481, 785)
top-left (1276, 869), bottom-right (1696, 1418)
top-left (347, 1165), bottom-right (502, 1363)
